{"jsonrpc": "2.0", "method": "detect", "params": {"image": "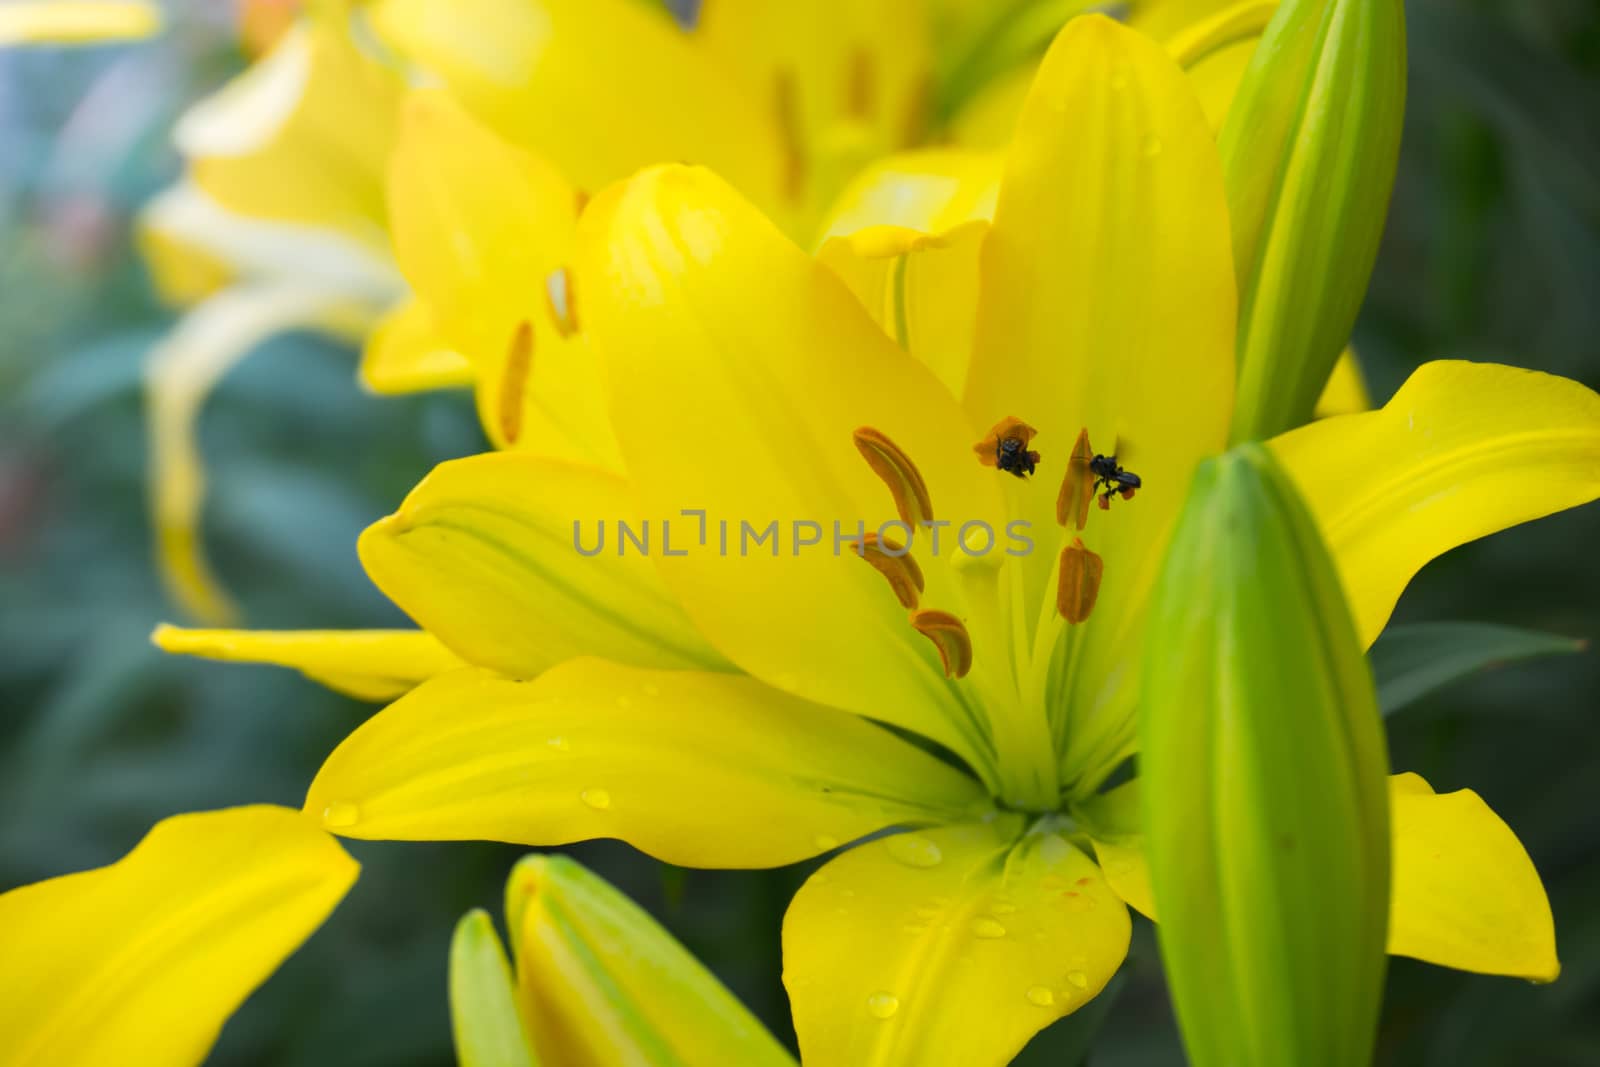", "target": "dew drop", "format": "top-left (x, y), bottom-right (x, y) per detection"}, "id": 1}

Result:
top-left (580, 788), bottom-right (612, 810)
top-left (1142, 134), bottom-right (1163, 158)
top-left (322, 802), bottom-right (360, 828)
top-left (546, 735), bottom-right (570, 751)
top-left (991, 899), bottom-right (1019, 915)
top-left (617, 695), bottom-right (633, 709)
top-left (1026, 985), bottom-right (1056, 1007)
top-left (642, 683), bottom-right (661, 698)
top-left (885, 833), bottom-right (943, 868)
top-left (1066, 970), bottom-right (1089, 989)
top-left (971, 917), bottom-right (1007, 939)
top-left (813, 834), bottom-right (840, 851)
top-left (866, 991), bottom-right (900, 1020)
